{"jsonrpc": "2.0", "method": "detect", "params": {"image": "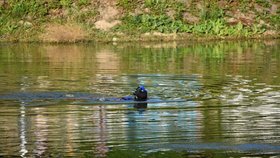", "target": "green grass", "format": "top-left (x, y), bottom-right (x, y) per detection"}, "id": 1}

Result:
top-left (115, 14), bottom-right (265, 37)
top-left (255, 0), bottom-right (271, 8)
top-left (193, 20), bottom-right (265, 36)
top-left (270, 15), bottom-right (280, 30)
top-left (117, 0), bottom-right (138, 11)
top-left (200, 3), bottom-right (224, 21)
top-left (8, 0), bottom-right (48, 18)
top-left (0, 0), bottom-right (95, 40)
top-left (0, 0), bottom-right (49, 39)
top-left (0, 0), bottom-right (278, 42)
top-left (78, 0), bottom-right (90, 6)
top-left (115, 14), bottom-right (191, 33)
top-left (115, 0), bottom-right (267, 37)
